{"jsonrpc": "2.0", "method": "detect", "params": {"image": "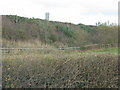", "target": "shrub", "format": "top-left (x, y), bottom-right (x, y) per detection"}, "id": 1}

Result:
top-left (79, 24), bottom-right (97, 35)
top-left (56, 24), bottom-right (76, 38)
top-left (49, 34), bottom-right (58, 42)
